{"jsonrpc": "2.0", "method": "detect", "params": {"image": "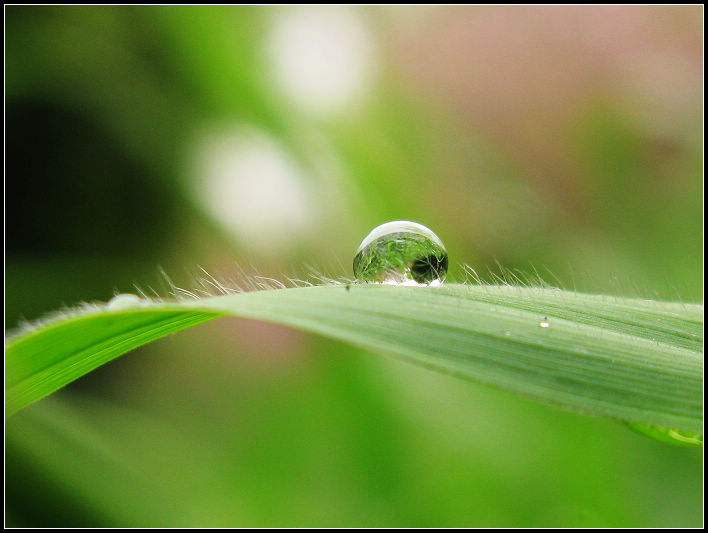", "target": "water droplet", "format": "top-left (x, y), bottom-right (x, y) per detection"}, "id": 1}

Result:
top-left (625, 421), bottom-right (702, 447)
top-left (504, 331), bottom-right (511, 337)
top-left (539, 317), bottom-right (550, 328)
top-left (353, 221), bottom-right (448, 286)
top-left (107, 293), bottom-right (143, 310)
